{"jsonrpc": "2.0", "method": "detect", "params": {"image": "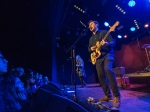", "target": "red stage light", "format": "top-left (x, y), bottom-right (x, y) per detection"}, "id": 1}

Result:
top-left (124, 35), bottom-right (127, 38)
top-left (144, 24), bottom-right (149, 28)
